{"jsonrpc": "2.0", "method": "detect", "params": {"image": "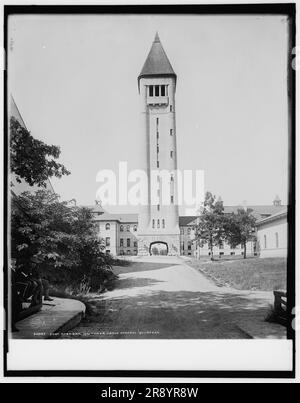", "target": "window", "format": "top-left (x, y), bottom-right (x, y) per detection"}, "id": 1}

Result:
top-left (156, 117), bottom-right (159, 126)
top-left (157, 219), bottom-right (160, 229)
top-left (157, 161), bottom-right (159, 168)
top-left (264, 235), bottom-right (267, 249)
top-left (149, 85), bottom-right (153, 97)
top-left (106, 250), bottom-right (110, 254)
top-left (181, 242), bottom-right (185, 250)
top-left (187, 242), bottom-right (192, 250)
top-left (187, 227), bottom-right (191, 235)
top-left (120, 238), bottom-right (124, 247)
top-left (157, 146), bottom-right (159, 153)
top-left (157, 204), bottom-right (160, 211)
top-left (127, 238), bottom-right (130, 247)
top-left (170, 129), bottom-right (173, 136)
top-left (219, 240), bottom-right (224, 249)
top-left (170, 151), bottom-right (174, 158)
top-left (133, 225), bottom-right (137, 232)
top-left (152, 219), bottom-right (155, 229)
top-left (231, 251), bottom-right (235, 256)
top-left (161, 85), bottom-right (165, 96)
top-left (170, 174), bottom-right (174, 182)
top-left (134, 241), bottom-right (138, 248)
top-left (127, 250), bottom-right (131, 255)
top-left (127, 225), bottom-right (130, 232)
top-left (170, 105), bottom-right (173, 112)
top-left (162, 219), bottom-right (165, 229)
top-left (120, 225), bottom-right (124, 232)
top-left (105, 223), bottom-right (110, 230)
top-left (106, 237), bottom-right (110, 247)
top-left (170, 195), bottom-right (174, 204)
top-left (155, 85), bottom-right (159, 96)
top-left (275, 232), bottom-right (279, 248)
